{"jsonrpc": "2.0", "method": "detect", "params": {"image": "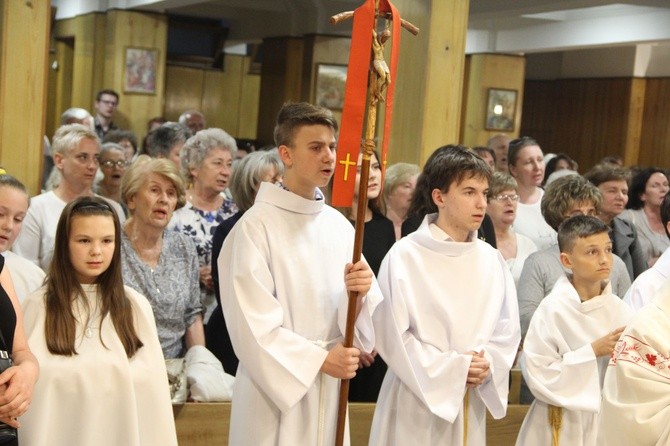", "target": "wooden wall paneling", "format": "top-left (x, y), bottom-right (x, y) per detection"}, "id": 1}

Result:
top-left (622, 77), bottom-right (646, 167)
top-left (0, 0), bottom-right (50, 194)
top-left (461, 54), bottom-right (526, 147)
top-left (640, 78), bottom-right (670, 168)
top-left (520, 80), bottom-right (558, 147)
top-left (551, 78), bottom-right (632, 171)
top-left (46, 39), bottom-right (73, 139)
top-left (256, 37), bottom-right (304, 146)
top-left (104, 10), bottom-right (168, 141)
top-left (164, 66), bottom-right (205, 122)
top-left (237, 57), bottom-right (261, 140)
top-left (522, 78), bottom-right (652, 173)
top-left (53, 14), bottom-right (105, 111)
top-left (204, 59), bottom-right (242, 136)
